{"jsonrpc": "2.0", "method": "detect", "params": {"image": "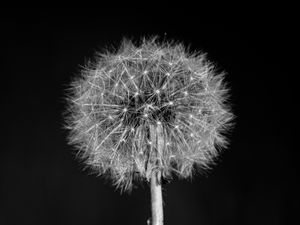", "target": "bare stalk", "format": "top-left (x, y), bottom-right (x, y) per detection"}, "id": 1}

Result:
top-left (149, 124), bottom-right (164, 225)
top-left (151, 170), bottom-right (163, 225)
